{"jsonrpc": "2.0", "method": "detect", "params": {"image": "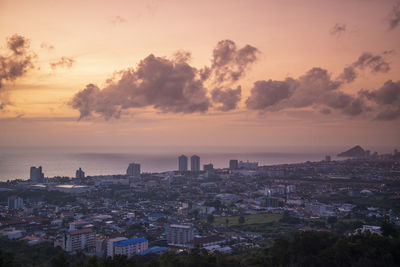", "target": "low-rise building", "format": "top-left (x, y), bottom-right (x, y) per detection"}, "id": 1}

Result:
top-left (107, 237), bottom-right (128, 258)
top-left (114, 237), bottom-right (148, 258)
